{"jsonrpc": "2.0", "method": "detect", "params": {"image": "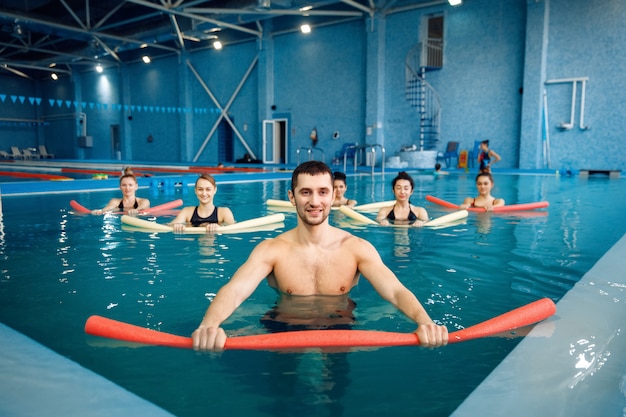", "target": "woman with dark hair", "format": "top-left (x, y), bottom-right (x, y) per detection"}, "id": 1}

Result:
top-left (460, 171), bottom-right (505, 211)
top-left (376, 171), bottom-right (428, 227)
top-left (332, 171), bottom-right (357, 207)
top-left (478, 139), bottom-right (501, 173)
